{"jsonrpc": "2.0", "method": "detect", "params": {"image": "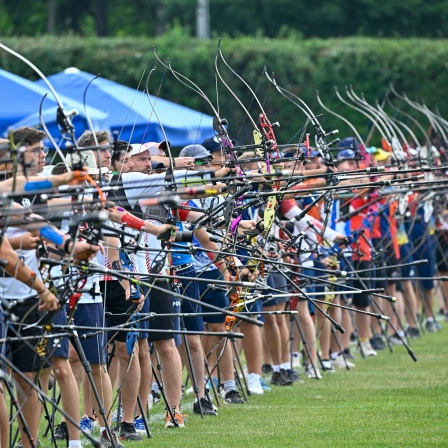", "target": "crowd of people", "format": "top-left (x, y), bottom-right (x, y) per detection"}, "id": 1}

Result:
top-left (0, 123), bottom-right (446, 448)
